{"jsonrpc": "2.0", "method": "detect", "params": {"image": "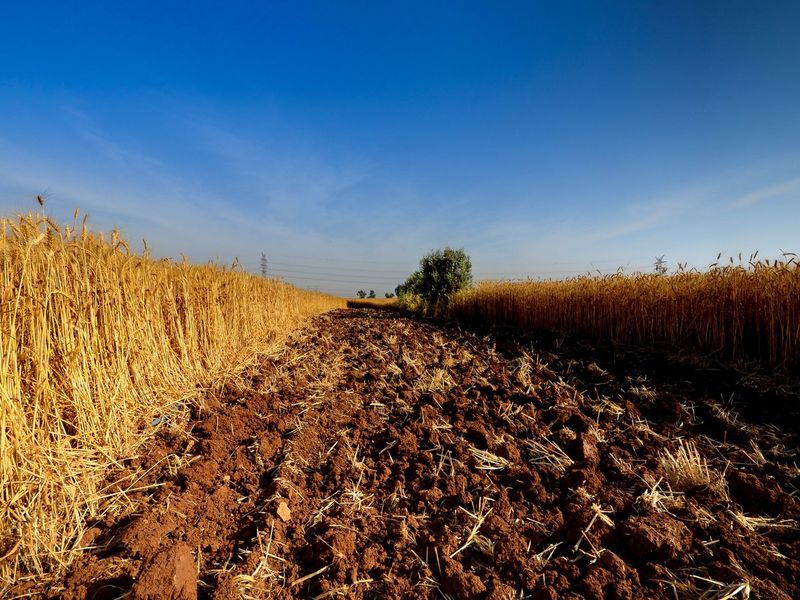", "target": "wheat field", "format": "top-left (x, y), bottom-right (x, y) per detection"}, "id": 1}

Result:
top-left (452, 258), bottom-right (800, 368)
top-left (0, 212), bottom-right (345, 584)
